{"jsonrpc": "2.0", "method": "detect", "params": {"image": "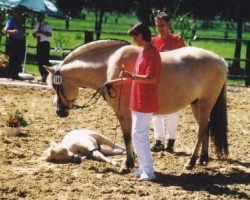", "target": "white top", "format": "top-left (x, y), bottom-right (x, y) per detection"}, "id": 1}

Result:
top-left (34, 21), bottom-right (52, 42)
